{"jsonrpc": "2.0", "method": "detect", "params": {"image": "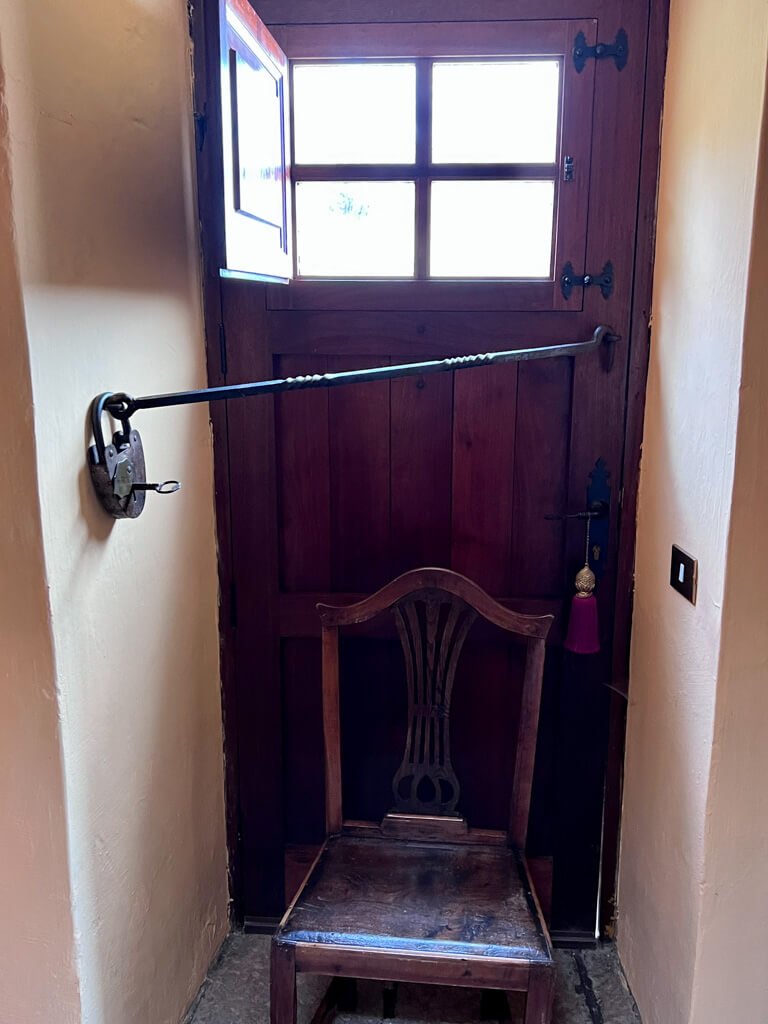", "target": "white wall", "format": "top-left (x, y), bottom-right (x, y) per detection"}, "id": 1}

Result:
top-left (0, 1), bottom-right (229, 1021)
top-left (618, 2), bottom-right (768, 1022)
